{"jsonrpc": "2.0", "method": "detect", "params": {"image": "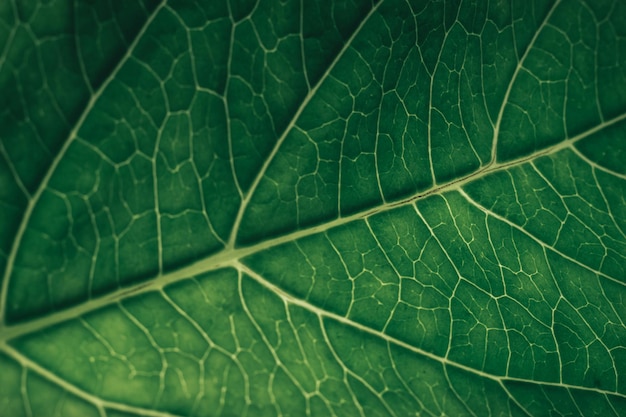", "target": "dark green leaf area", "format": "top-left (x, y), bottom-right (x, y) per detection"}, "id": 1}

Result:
top-left (465, 150), bottom-right (626, 280)
top-left (245, 188), bottom-right (626, 394)
top-left (1, 0), bottom-right (626, 416)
